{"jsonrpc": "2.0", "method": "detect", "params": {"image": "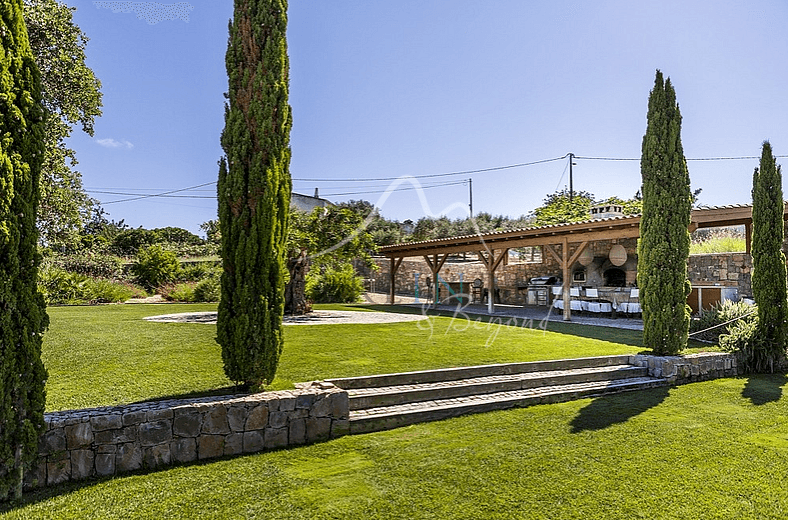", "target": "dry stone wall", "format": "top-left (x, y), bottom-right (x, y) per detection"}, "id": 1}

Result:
top-left (630, 352), bottom-right (738, 384)
top-left (28, 382), bottom-right (349, 490)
